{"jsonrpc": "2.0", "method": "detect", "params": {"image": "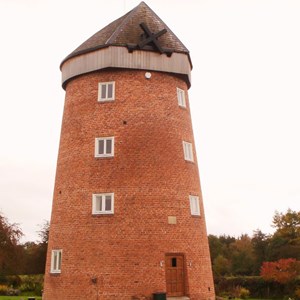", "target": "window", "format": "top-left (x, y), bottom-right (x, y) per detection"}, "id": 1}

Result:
top-left (51, 249), bottom-right (62, 273)
top-left (92, 193), bottom-right (114, 215)
top-left (98, 82), bottom-right (115, 102)
top-left (95, 137), bottom-right (114, 157)
top-left (177, 88), bottom-right (186, 108)
top-left (189, 195), bottom-right (200, 216)
top-left (183, 141), bottom-right (194, 162)
top-left (172, 258), bottom-right (177, 267)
